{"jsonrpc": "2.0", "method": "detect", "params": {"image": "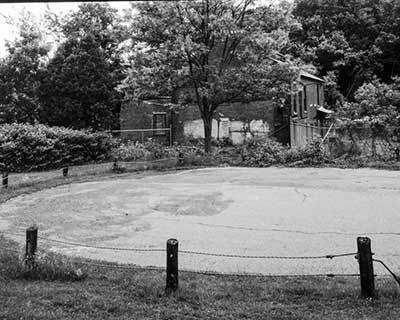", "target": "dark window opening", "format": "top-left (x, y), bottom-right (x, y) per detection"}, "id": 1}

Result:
top-left (275, 106), bottom-right (284, 126)
top-left (303, 86), bottom-right (307, 113)
top-left (317, 84), bottom-right (320, 105)
top-left (298, 91), bottom-right (303, 117)
top-left (153, 112), bottom-right (167, 135)
top-left (293, 94), bottom-right (297, 115)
